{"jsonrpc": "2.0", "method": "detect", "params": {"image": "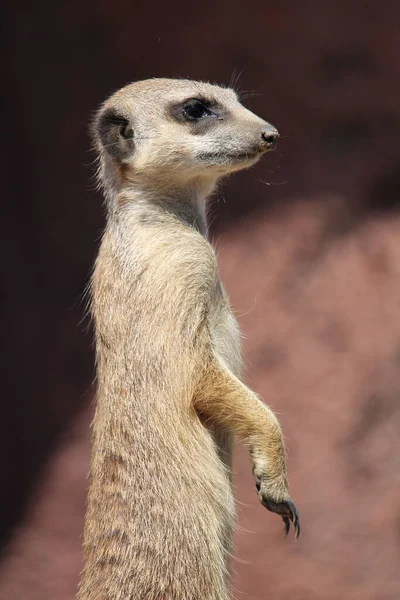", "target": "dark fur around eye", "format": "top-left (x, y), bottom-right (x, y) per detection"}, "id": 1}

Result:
top-left (168, 98), bottom-right (221, 128)
top-left (182, 99), bottom-right (213, 121)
